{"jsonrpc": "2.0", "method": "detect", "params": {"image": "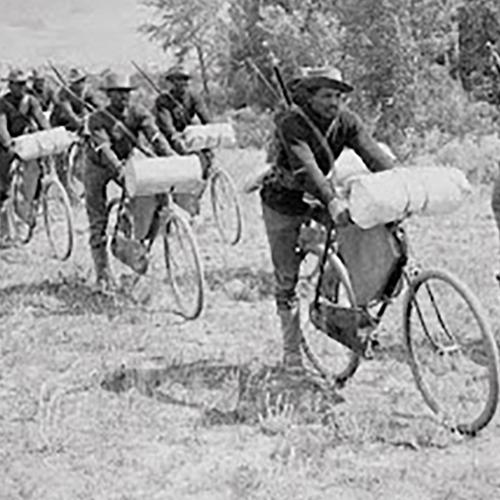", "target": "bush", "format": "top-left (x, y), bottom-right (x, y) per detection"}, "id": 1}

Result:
top-left (414, 134), bottom-right (500, 183)
top-left (225, 107), bottom-right (275, 149)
